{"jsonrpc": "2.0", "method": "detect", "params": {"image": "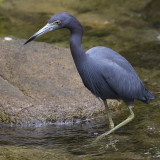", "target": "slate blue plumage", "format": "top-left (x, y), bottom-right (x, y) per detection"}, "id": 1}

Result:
top-left (81, 46), bottom-right (153, 103)
top-left (24, 12), bottom-right (154, 139)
